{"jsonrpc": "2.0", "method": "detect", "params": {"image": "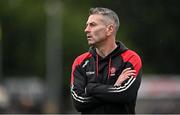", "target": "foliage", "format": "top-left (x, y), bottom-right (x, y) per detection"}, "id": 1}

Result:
top-left (0, 0), bottom-right (180, 79)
